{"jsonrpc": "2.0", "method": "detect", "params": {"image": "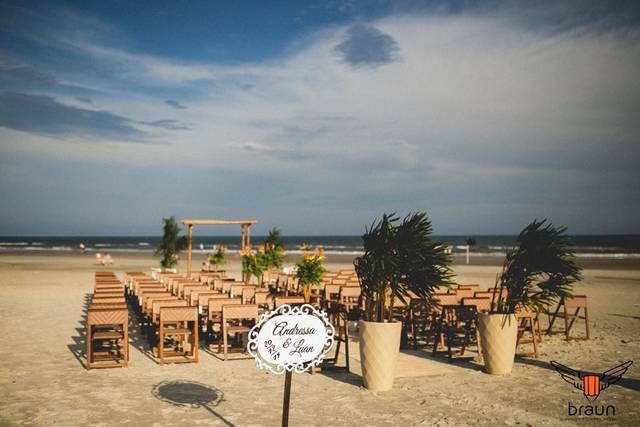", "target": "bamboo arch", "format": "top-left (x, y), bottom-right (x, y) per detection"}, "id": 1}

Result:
top-left (181, 219), bottom-right (258, 277)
